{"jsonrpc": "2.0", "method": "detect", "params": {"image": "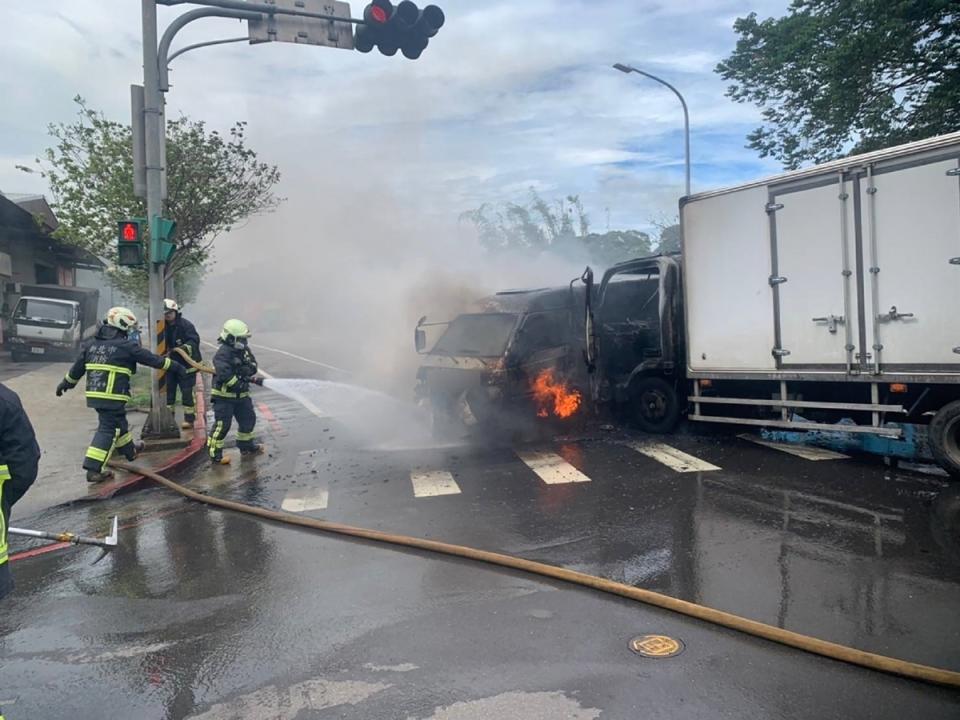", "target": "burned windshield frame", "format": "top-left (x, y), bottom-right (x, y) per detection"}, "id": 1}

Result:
top-left (430, 312), bottom-right (518, 357)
